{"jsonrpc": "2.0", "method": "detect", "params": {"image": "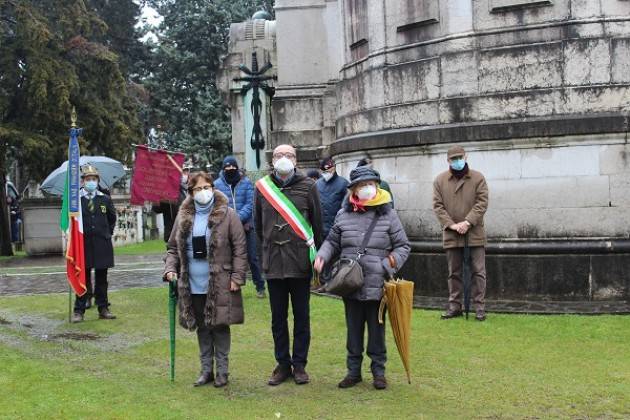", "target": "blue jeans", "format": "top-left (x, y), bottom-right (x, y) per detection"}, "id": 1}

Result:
top-left (246, 227), bottom-right (265, 292)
